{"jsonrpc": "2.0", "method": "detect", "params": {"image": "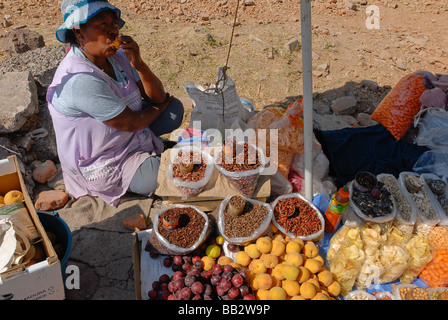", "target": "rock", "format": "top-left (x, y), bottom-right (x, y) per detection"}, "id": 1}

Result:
top-left (32, 159), bottom-right (58, 184)
top-left (339, 114), bottom-right (359, 126)
top-left (357, 113), bottom-right (378, 126)
top-left (0, 29), bottom-right (45, 56)
top-left (361, 79), bottom-right (379, 90)
top-left (313, 112), bottom-right (352, 131)
top-left (0, 45), bottom-right (66, 93)
top-left (11, 135), bottom-right (34, 151)
top-left (34, 189), bottom-right (69, 210)
top-left (0, 71), bottom-right (38, 134)
top-left (284, 39), bottom-right (300, 53)
top-left (331, 96), bottom-right (358, 115)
